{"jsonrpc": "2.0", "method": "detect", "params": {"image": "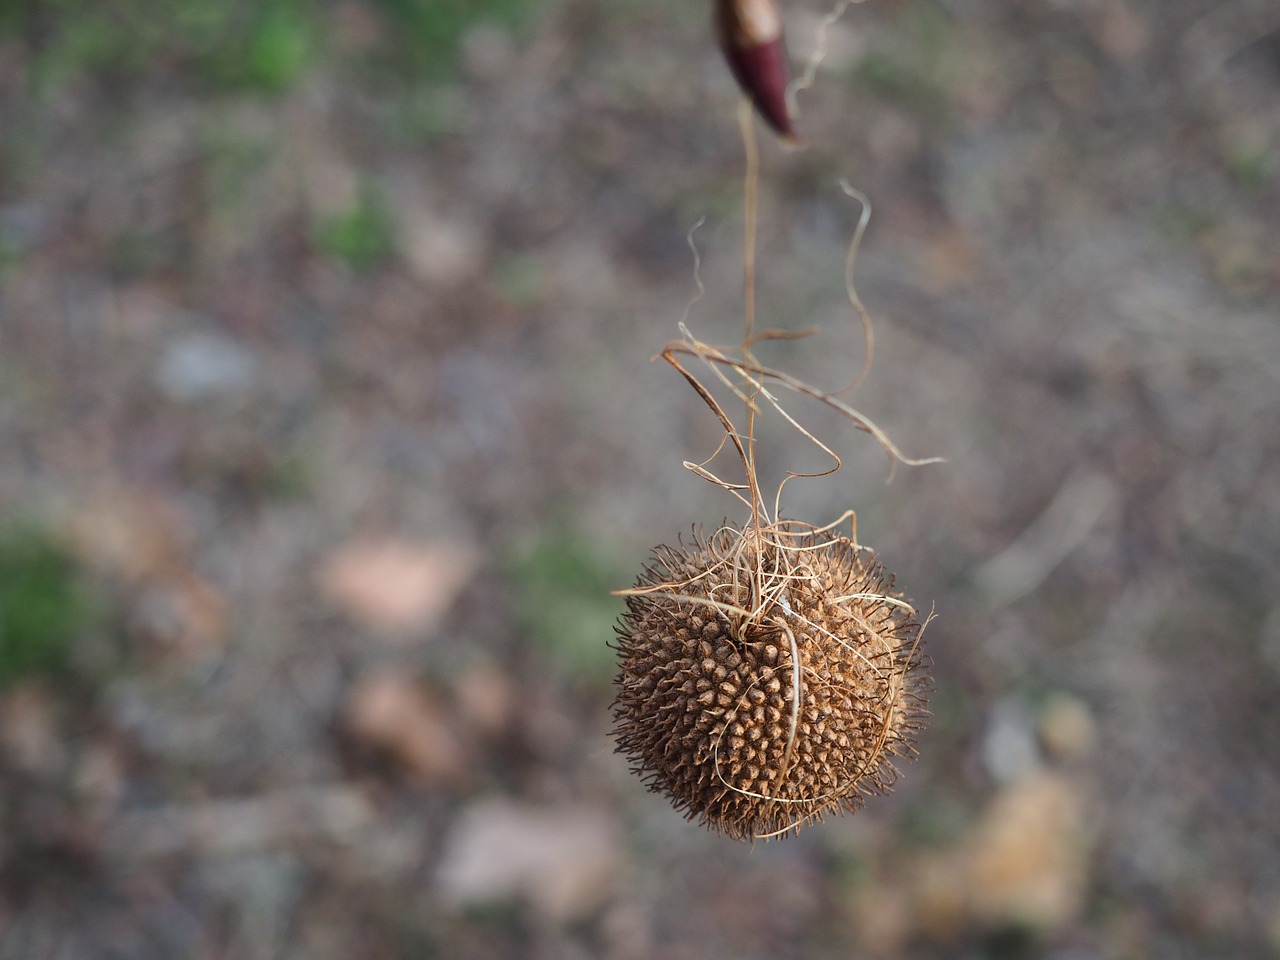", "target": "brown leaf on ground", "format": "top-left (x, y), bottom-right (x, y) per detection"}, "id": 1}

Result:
top-left (0, 683), bottom-right (65, 777)
top-left (964, 772), bottom-right (1092, 932)
top-left (1038, 693), bottom-right (1098, 764)
top-left (343, 669), bottom-right (466, 786)
top-left (917, 227), bottom-right (980, 295)
top-left (71, 740), bottom-right (127, 813)
top-left (67, 488), bottom-right (190, 582)
top-left (435, 799), bottom-right (620, 924)
top-left (68, 488), bottom-right (230, 660)
top-left (317, 538), bottom-right (478, 636)
top-left (883, 772), bottom-right (1094, 941)
top-left (399, 196), bottom-right (485, 287)
top-left (133, 570), bottom-right (230, 661)
top-left (847, 882), bottom-right (914, 959)
top-left (453, 661), bottom-right (517, 739)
